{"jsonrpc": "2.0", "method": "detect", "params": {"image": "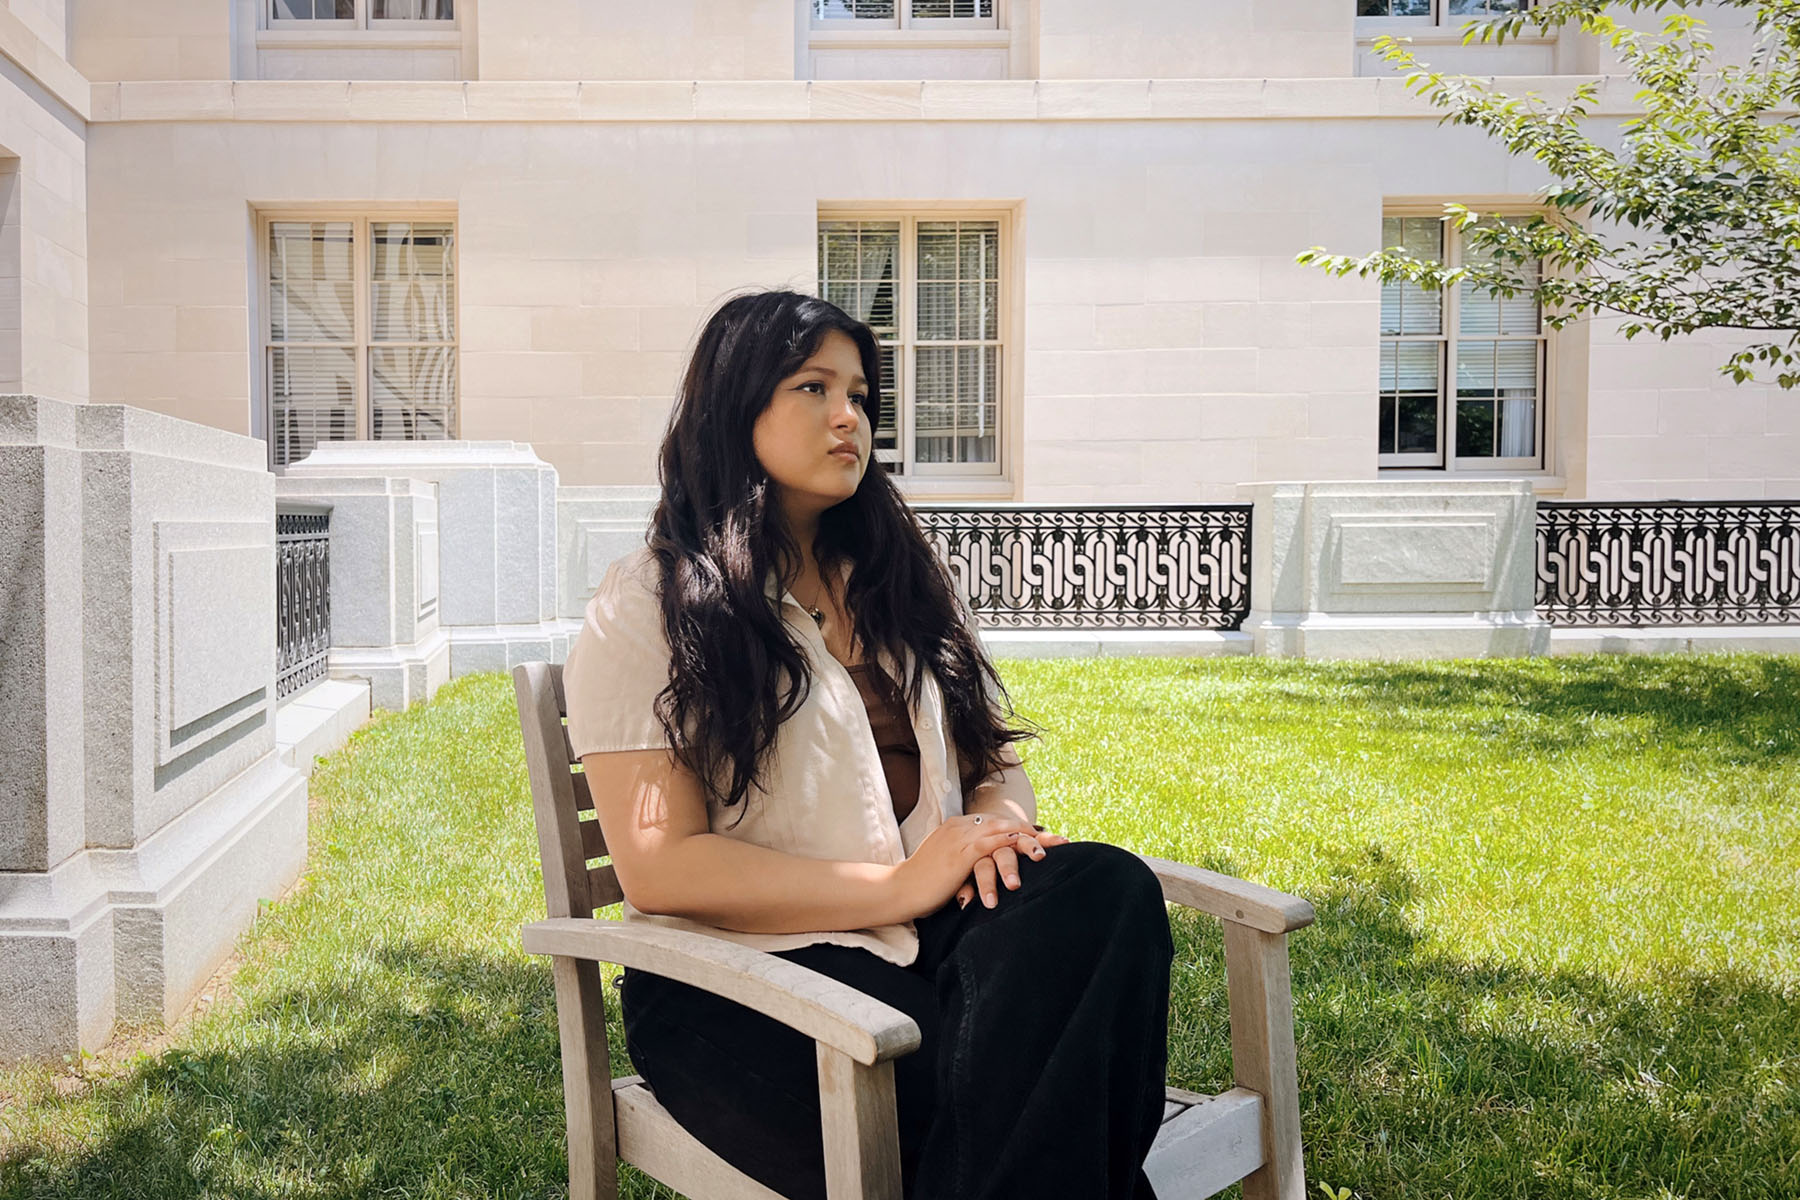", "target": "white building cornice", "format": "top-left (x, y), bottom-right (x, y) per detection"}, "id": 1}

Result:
top-left (88, 75), bottom-right (1712, 125)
